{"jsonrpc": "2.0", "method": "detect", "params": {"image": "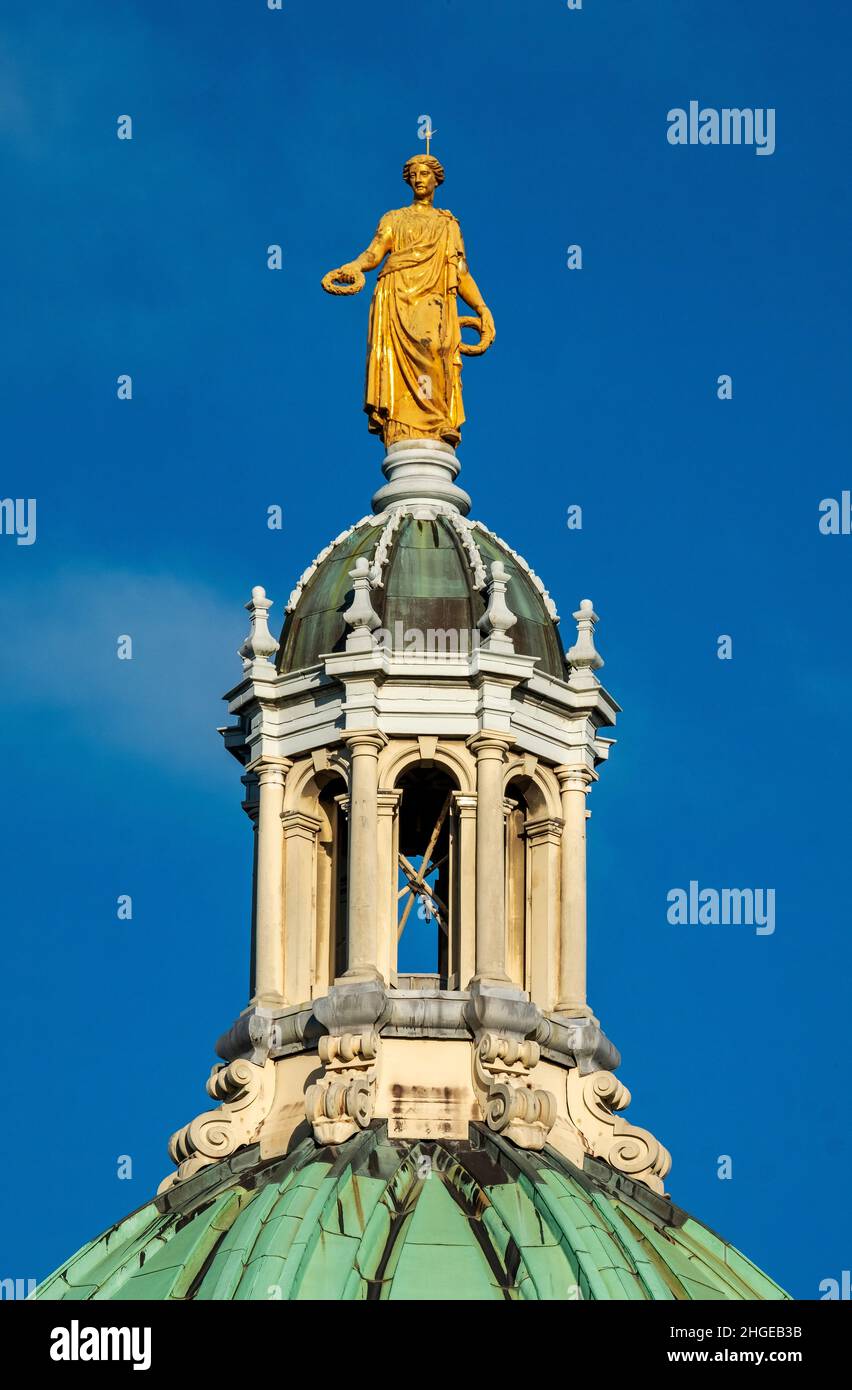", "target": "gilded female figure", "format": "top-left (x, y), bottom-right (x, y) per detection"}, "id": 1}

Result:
top-left (322, 155), bottom-right (495, 448)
